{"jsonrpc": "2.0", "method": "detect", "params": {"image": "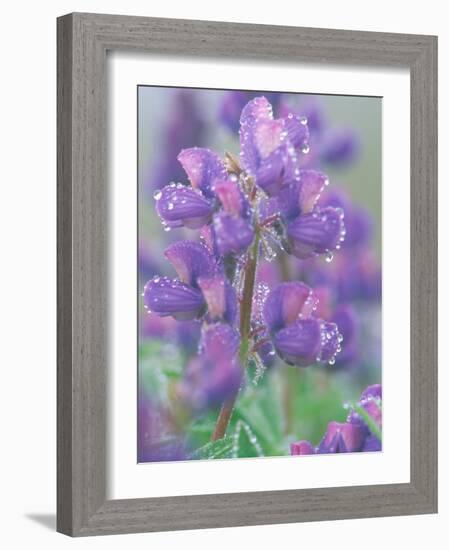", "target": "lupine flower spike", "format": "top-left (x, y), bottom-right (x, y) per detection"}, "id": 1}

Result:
top-left (143, 96), bottom-right (352, 447)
